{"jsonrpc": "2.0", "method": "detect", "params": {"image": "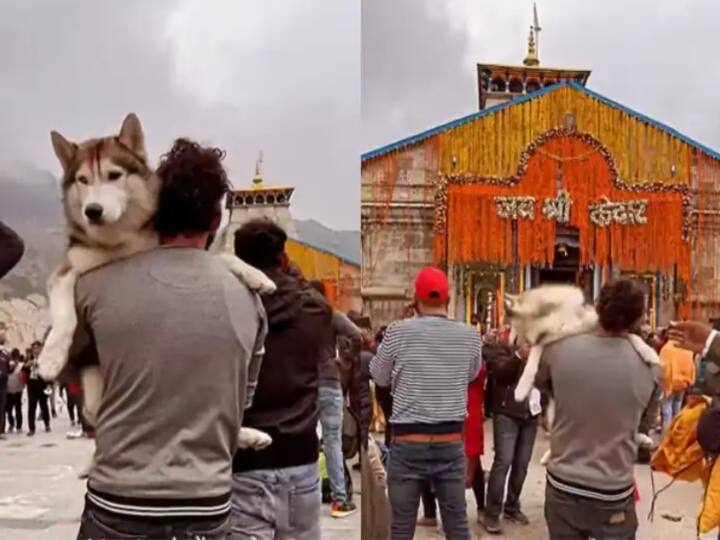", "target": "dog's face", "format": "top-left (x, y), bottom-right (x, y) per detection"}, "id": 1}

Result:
top-left (50, 114), bottom-right (158, 242)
